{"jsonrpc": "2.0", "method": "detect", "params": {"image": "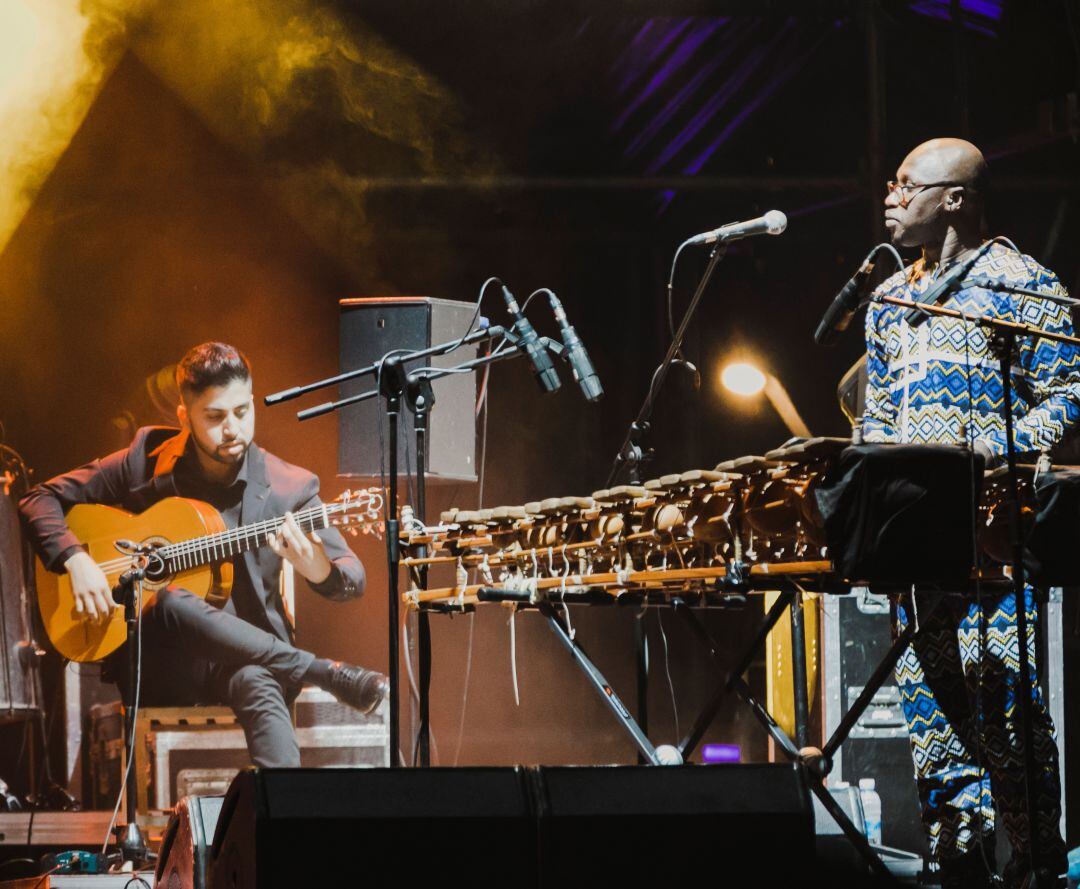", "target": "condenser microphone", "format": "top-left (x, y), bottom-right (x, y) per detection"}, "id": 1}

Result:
top-left (903, 240), bottom-right (995, 325)
top-left (502, 285), bottom-right (561, 393)
top-left (685, 210), bottom-right (787, 247)
top-left (547, 293), bottom-right (603, 402)
top-left (814, 253), bottom-right (877, 346)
